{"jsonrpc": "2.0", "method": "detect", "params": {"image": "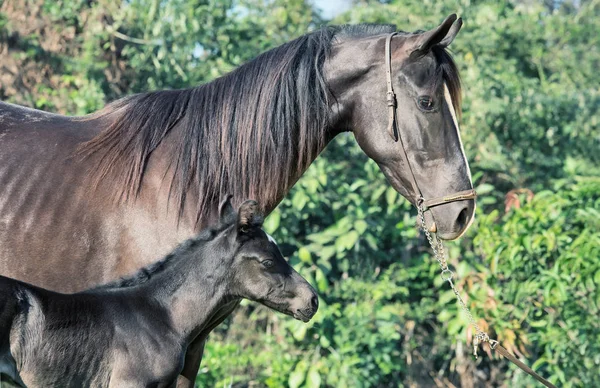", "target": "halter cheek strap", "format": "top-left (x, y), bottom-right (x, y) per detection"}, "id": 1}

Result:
top-left (384, 32), bottom-right (477, 209)
top-left (385, 32), bottom-right (400, 143)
